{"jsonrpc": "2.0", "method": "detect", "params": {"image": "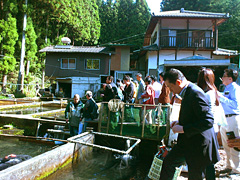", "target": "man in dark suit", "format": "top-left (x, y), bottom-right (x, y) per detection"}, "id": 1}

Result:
top-left (160, 68), bottom-right (220, 180)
